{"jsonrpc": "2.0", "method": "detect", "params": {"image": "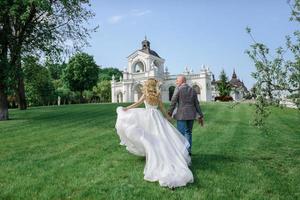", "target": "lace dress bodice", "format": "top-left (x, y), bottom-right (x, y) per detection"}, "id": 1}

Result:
top-left (144, 101), bottom-right (158, 109)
